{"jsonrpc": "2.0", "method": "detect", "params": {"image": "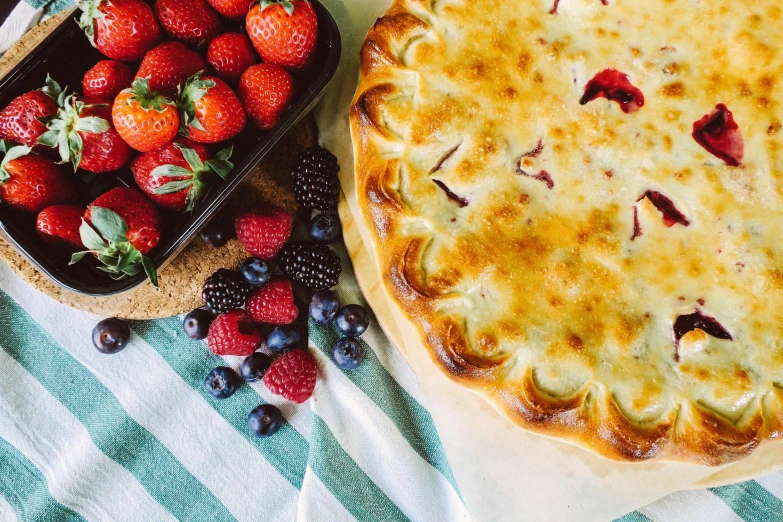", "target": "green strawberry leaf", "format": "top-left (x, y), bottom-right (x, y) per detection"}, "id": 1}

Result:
top-left (41, 75), bottom-right (65, 104)
top-left (78, 220), bottom-right (109, 251)
top-left (68, 131), bottom-right (84, 170)
top-left (177, 72), bottom-right (214, 133)
top-left (174, 142), bottom-right (204, 171)
top-left (76, 0), bottom-right (106, 44)
top-left (37, 129), bottom-right (60, 149)
top-left (153, 179), bottom-right (193, 195)
top-left (69, 251), bottom-right (90, 265)
top-left (150, 164), bottom-right (193, 179)
top-left (260, 0), bottom-right (295, 15)
top-left (141, 255), bottom-right (158, 288)
top-left (207, 145), bottom-right (234, 179)
top-left (74, 116), bottom-right (109, 134)
top-left (130, 77), bottom-right (174, 112)
top-left (0, 145), bottom-right (32, 183)
top-left (88, 206), bottom-right (128, 244)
